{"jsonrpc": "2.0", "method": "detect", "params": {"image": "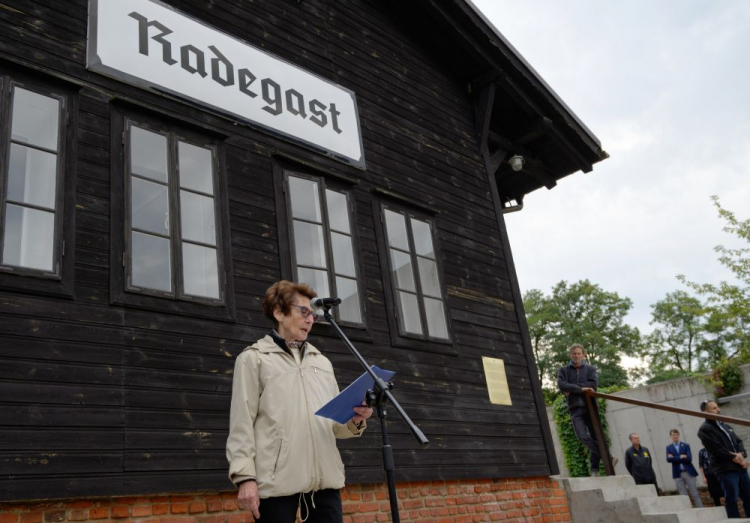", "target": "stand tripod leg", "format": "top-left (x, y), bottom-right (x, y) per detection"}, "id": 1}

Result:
top-left (378, 403), bottom-right (400, 523)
